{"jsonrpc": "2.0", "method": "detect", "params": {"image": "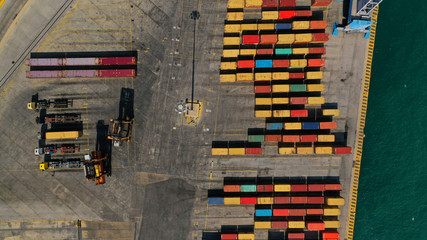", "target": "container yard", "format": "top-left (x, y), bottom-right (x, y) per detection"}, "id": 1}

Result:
top-left (0, 0), bottom-right (378, 239)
